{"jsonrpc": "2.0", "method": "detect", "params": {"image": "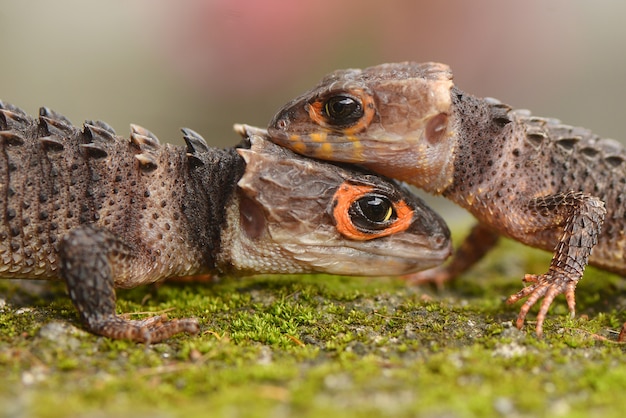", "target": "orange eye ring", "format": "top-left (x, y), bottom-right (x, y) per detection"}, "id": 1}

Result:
top-left (306, 89), bottom-right (375, 135)
top-left (332, 183), bottom-right (414, 241)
